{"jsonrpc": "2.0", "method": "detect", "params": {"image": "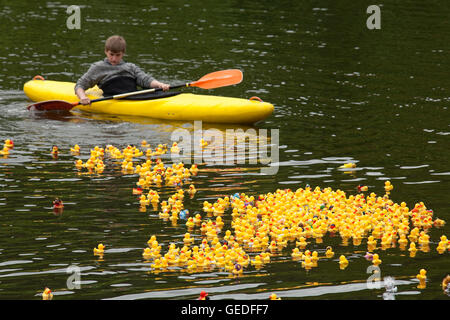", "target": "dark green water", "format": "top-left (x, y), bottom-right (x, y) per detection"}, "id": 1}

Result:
top-left (0, 0), bottom-right (449, 300)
